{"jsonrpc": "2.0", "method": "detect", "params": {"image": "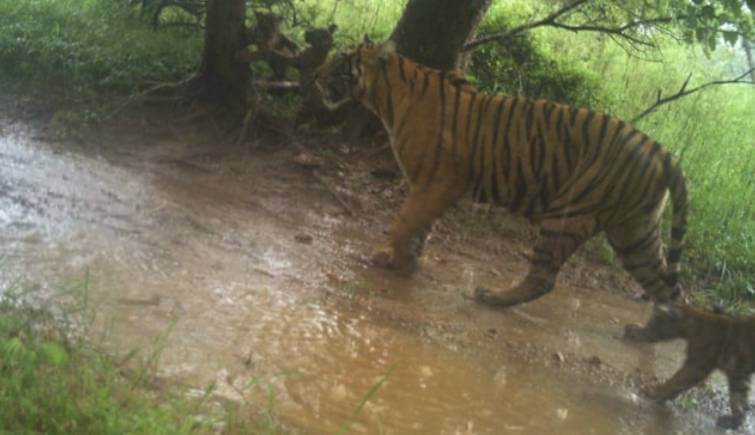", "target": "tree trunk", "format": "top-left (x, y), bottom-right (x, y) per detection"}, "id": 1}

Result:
top-left (193, 0), bottom-right (250, 118)
top-left (390, 0), bottom-right (492, 71)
